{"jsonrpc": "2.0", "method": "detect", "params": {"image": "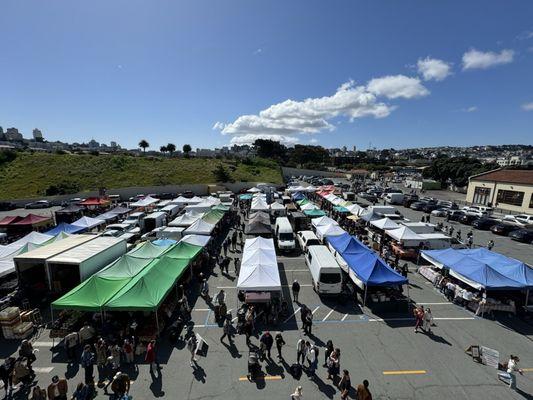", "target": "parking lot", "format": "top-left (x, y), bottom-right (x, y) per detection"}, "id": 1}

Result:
top-left (2, 195), bottom-right (533, 400)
